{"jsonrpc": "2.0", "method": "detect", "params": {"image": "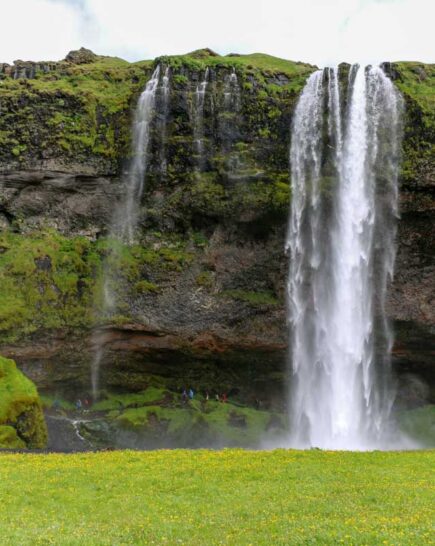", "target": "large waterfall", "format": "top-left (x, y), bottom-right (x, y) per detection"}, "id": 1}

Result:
top-left (286, 65), bottom-right (404, 449)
